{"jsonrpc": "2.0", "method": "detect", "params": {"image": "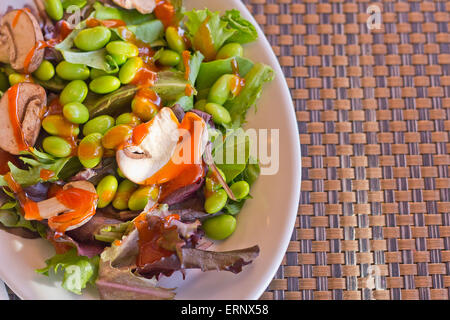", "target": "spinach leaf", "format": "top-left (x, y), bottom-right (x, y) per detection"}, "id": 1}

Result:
top-left (85, 84), bottom-right (139, 117)
top-left (153, 70), bottom-right (194, 103)
top-left (196, 56), bottom-right (254, 90)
